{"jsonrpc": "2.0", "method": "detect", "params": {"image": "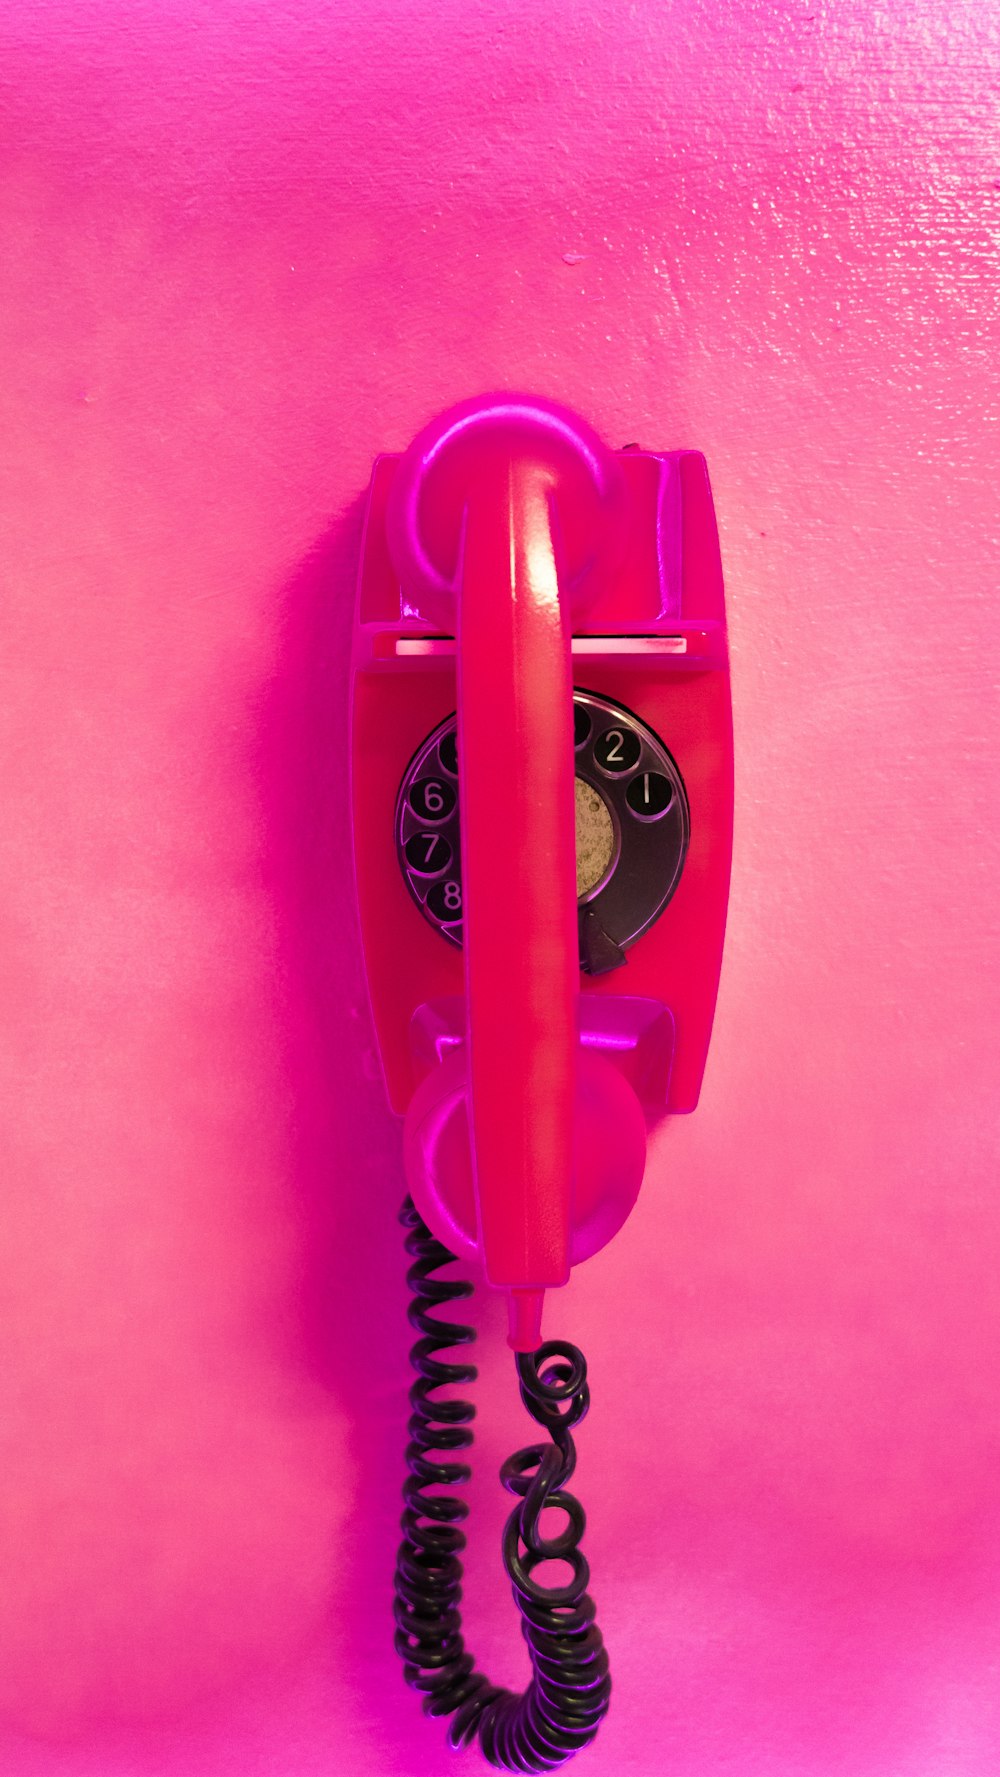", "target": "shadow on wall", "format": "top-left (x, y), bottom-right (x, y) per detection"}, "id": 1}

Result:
top-left (0, 494), bottom-right (427, 1760)
top-left (251, 497), bottom-right (460, 1760)
top-left (254, 492), bottom-right (405, 1388)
